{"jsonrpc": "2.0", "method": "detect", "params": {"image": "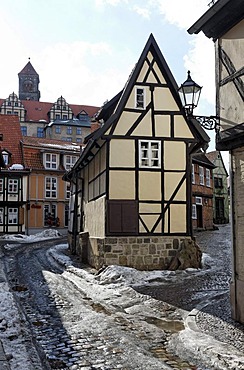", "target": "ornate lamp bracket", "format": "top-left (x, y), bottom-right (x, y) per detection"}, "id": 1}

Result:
top-left (194, 115), bottom-right (220, 133)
